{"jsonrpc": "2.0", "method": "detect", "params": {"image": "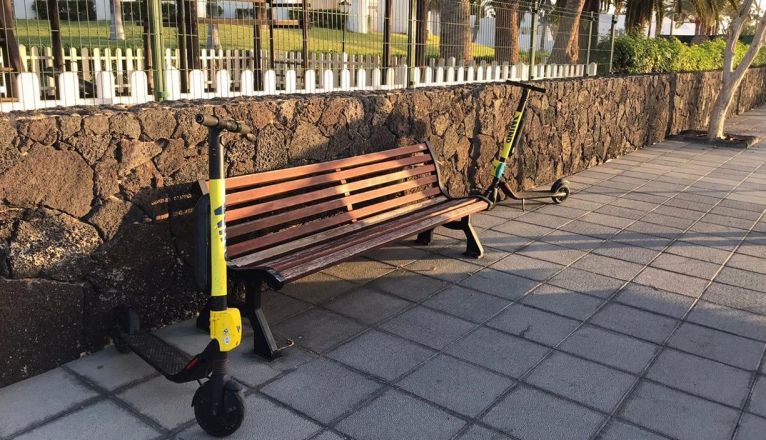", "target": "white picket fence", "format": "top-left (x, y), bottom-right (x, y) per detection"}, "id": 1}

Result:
top-left (0, 61), bottom-right (598, 112)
